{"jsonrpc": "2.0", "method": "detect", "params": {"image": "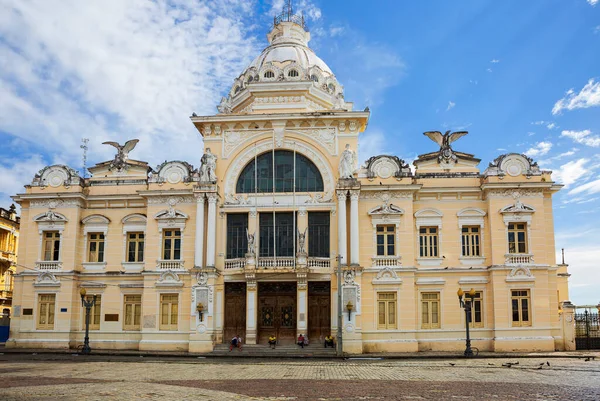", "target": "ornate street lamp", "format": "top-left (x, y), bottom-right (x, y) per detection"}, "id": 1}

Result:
top-left (457, 288), bottom-right (476, 358)
top-left (346, 301), bottom-right (354, 321)
top-left (196, 302), bottom-right (204, 322)
top-left (79, 288), bottom-right (97, 355)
